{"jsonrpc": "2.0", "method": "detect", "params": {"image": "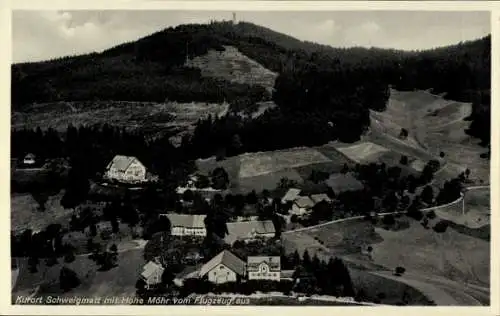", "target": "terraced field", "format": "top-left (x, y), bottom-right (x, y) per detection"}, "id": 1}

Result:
top-left (196, 146), bottom-right (358, 194)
